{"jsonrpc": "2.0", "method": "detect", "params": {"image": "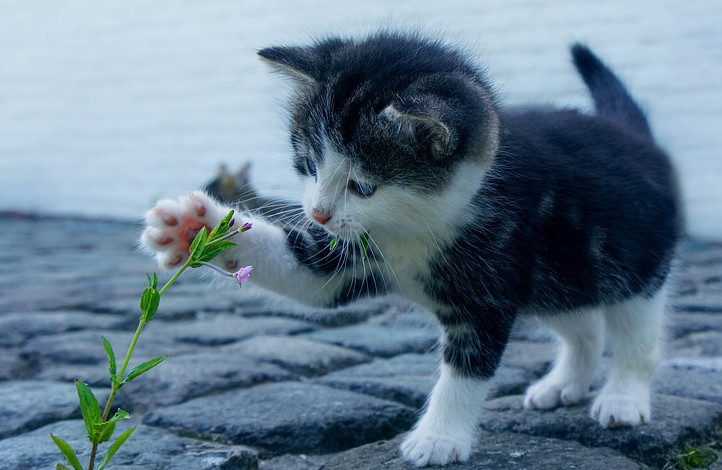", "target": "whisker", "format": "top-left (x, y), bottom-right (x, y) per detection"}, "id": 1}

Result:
top-left (365, 233), bottom-right (401, 294)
